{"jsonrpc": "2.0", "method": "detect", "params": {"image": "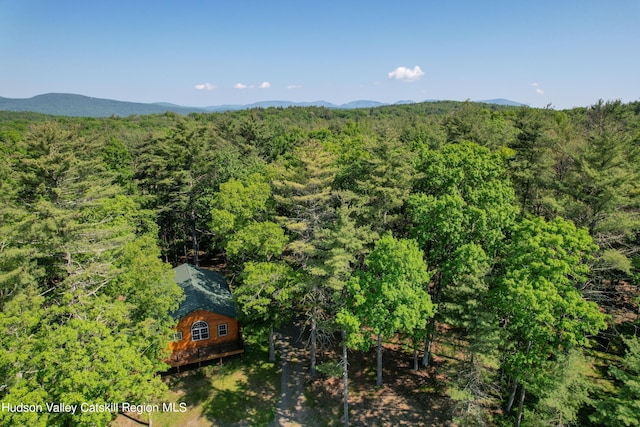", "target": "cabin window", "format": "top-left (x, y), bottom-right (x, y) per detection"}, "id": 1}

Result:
top-left (218, 323), bottom-right (228, 337)
top-left (191, 321), bottom-right (209, 341)
top-left (172, 331), bottom-right (183, 341)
